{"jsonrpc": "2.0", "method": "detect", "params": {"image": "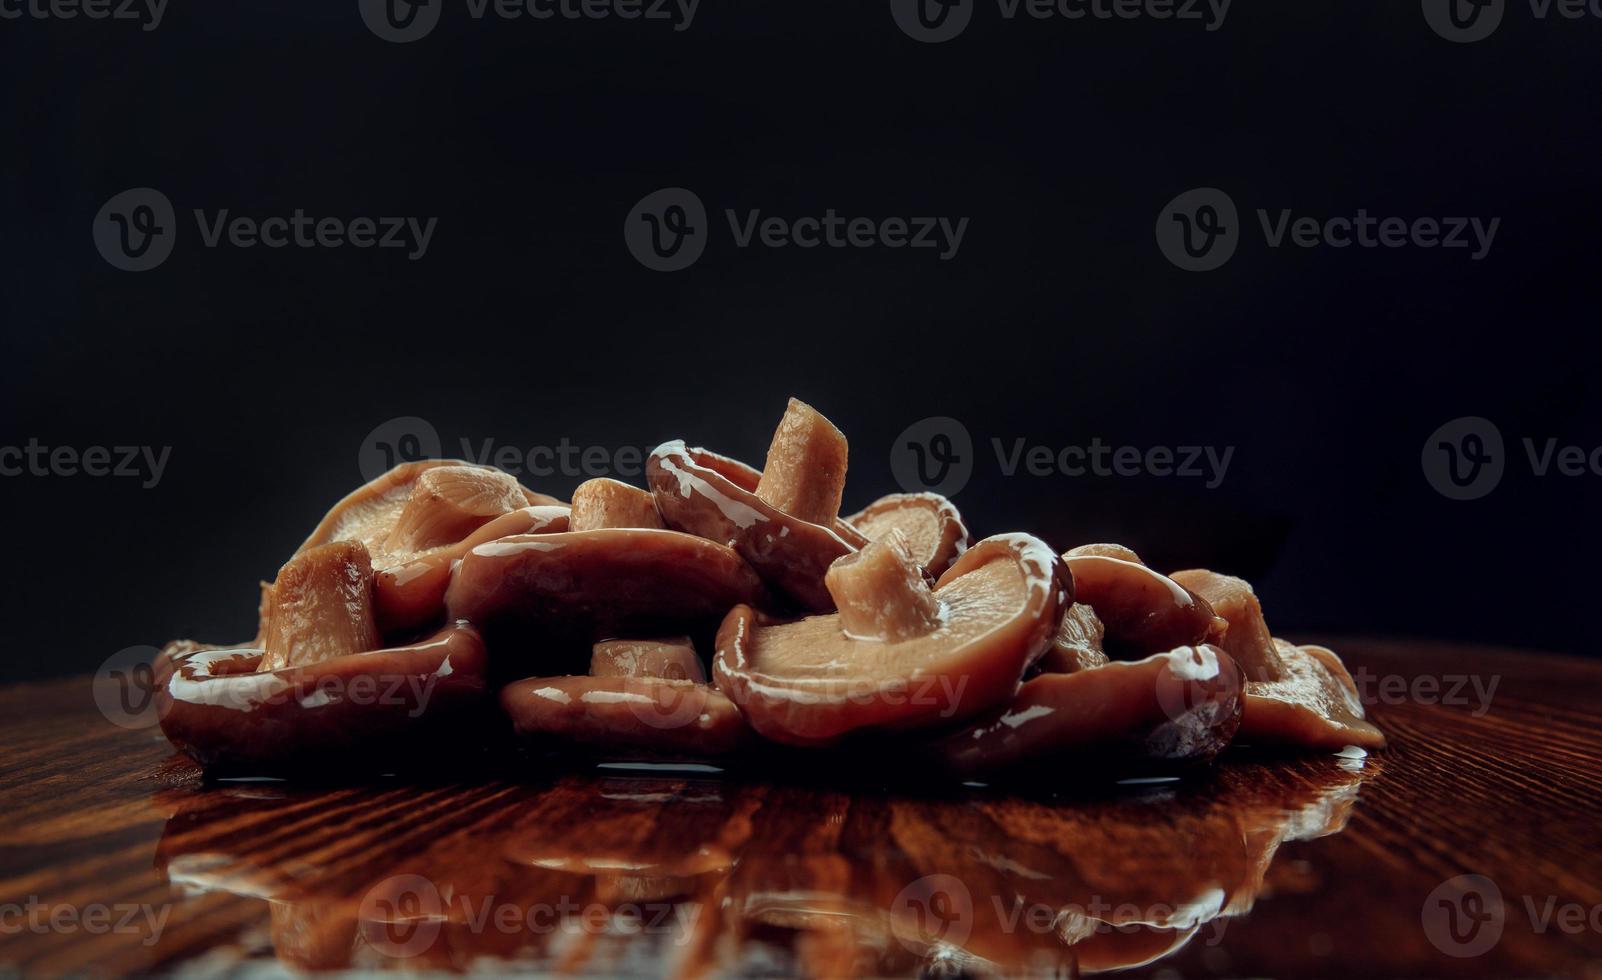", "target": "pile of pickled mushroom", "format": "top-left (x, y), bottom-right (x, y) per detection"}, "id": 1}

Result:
top-left (155, 399), bottom-right (1383, 775)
